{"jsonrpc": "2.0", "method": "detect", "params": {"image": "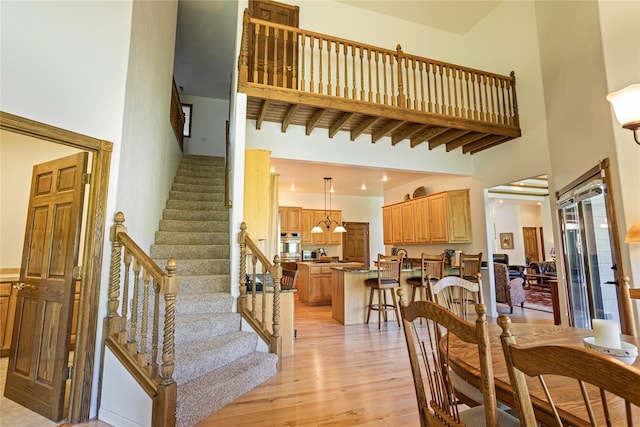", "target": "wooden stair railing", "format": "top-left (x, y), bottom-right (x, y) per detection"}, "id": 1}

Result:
top-left (238, 222), bottom-right (283, 370)
top-left (104, 212), bottom-right (180, 427)
top-left (238, 10), bottom-right (521, 153)
top-left (170, 78), bottom-right (184, 152)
